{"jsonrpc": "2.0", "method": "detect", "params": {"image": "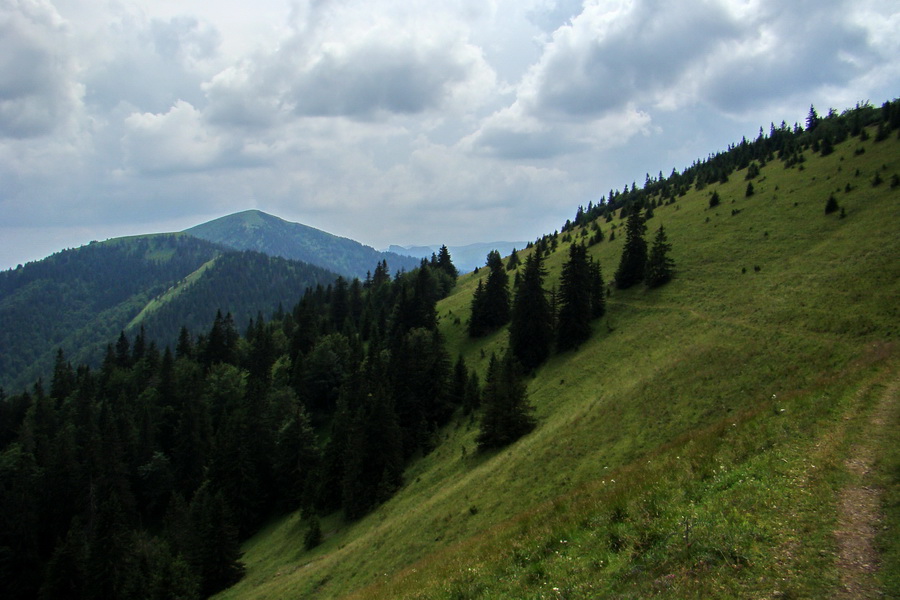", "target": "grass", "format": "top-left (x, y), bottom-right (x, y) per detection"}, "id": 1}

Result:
top-left (126, 256), bottom-right (219, 330)
top-left (217, 128), bottom-right (900, 599)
